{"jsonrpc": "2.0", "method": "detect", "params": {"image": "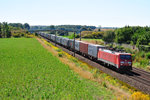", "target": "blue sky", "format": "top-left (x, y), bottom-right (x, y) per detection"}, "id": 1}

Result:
top-left (0, 0), bottom-right (150, 27)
